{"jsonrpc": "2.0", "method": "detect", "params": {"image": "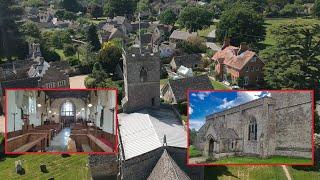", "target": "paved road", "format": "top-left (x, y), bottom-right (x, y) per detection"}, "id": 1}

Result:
top-left (69, 75), bottom-right (88, 88)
